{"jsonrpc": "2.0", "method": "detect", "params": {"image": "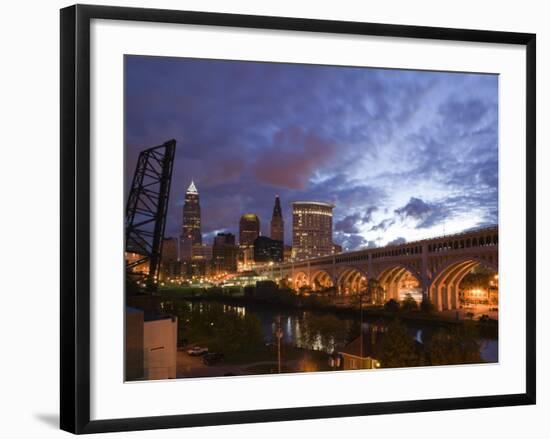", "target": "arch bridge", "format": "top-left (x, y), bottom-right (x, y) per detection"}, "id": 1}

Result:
top-left (258, 227), bottom-right (498, 311)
